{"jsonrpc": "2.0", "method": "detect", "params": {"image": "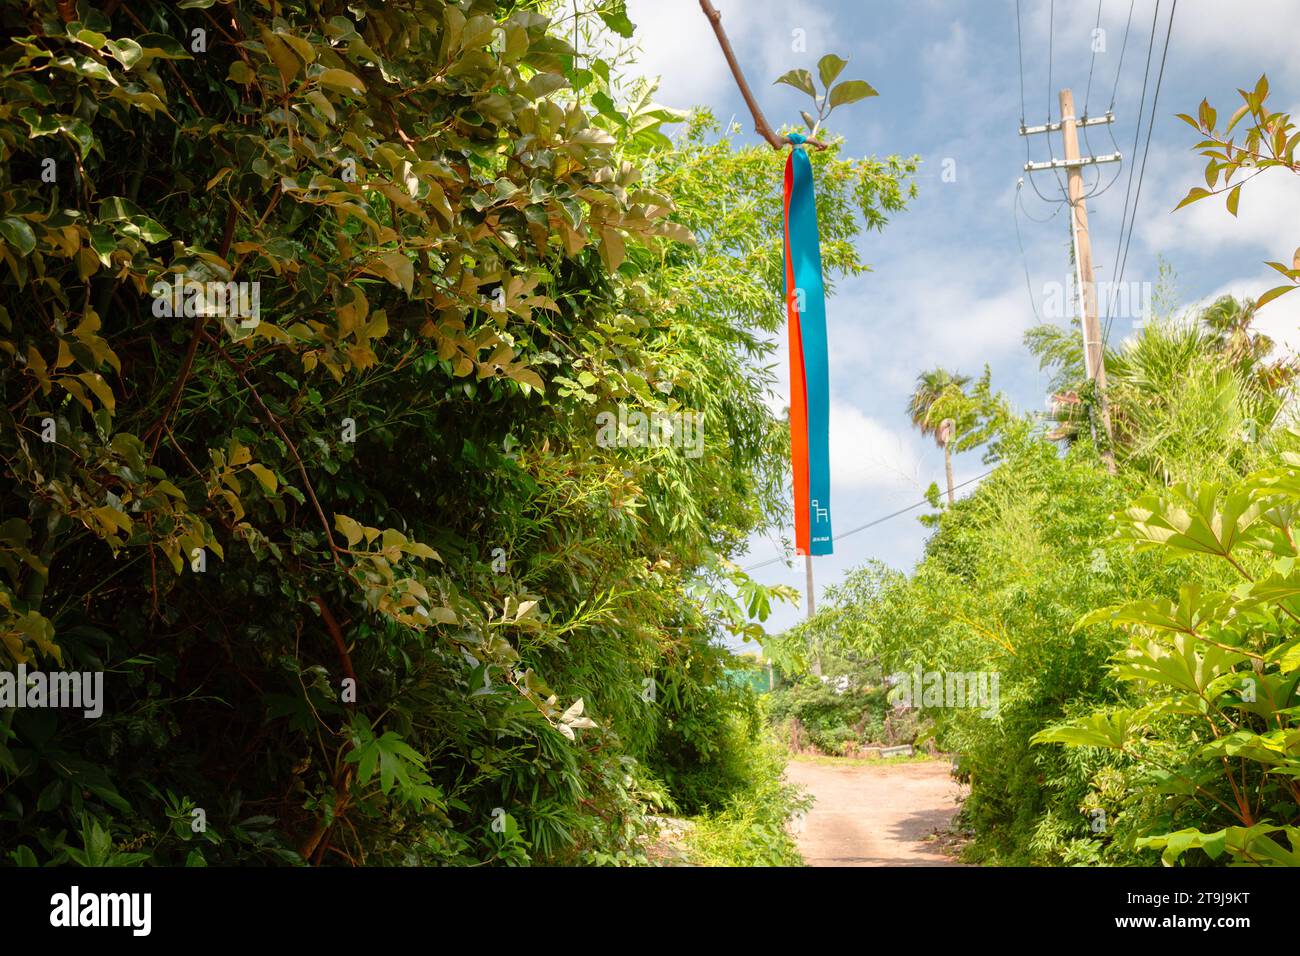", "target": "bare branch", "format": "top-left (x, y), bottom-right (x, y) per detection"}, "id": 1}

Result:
top-left (698, 0), bottom-right (788, 150)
